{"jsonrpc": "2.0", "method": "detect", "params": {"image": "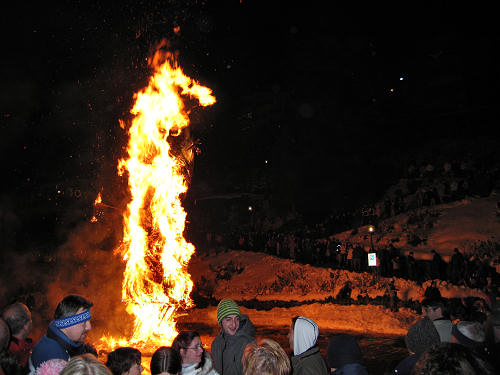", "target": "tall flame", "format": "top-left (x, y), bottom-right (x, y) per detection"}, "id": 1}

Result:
top-left (105, 48), bottom-right (215, 350)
